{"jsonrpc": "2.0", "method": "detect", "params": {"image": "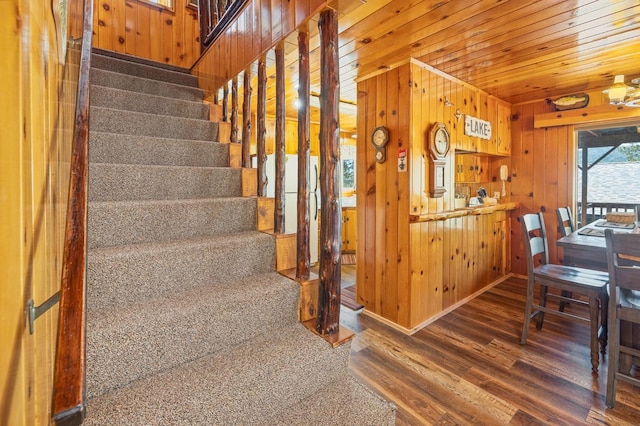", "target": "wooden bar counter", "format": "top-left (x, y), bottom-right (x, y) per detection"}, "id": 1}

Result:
top-left (359, 202), bottom-right (518, 335)
top-left (409, 202), bottom-right (518, 223)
